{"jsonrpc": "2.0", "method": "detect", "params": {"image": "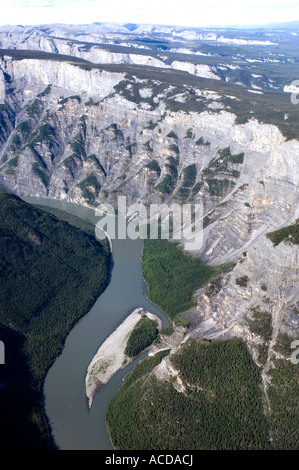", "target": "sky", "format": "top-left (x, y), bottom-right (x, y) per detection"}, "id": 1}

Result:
top-left (0, 0), bottom-right (298, 28)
